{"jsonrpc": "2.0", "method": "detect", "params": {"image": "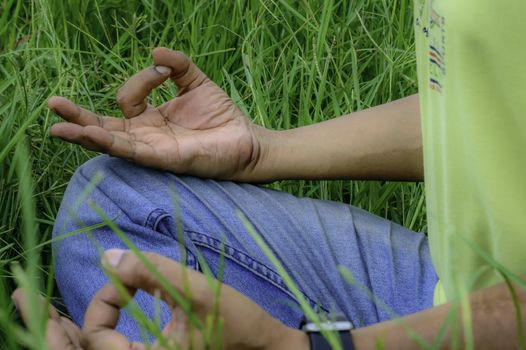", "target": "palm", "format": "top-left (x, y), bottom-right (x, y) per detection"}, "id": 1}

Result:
top-left (116, 80), bottom-right (255, 178)
top-left (49, 48), bottom-right (259, 180)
